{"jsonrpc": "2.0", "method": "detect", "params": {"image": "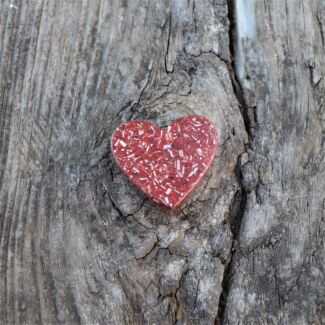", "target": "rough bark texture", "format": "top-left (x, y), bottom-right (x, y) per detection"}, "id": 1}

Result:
top-left (0, 0), bottom-right (324, 324)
